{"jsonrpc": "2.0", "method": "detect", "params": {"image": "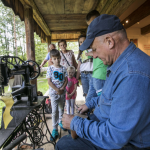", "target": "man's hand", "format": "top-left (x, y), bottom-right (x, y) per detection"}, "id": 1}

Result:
top-left (40, 65), bottom-right (42, 68)
top-left (62, 114), bottom-right (74, 130)
top-left (78, 104), bottom-right (89, 114)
